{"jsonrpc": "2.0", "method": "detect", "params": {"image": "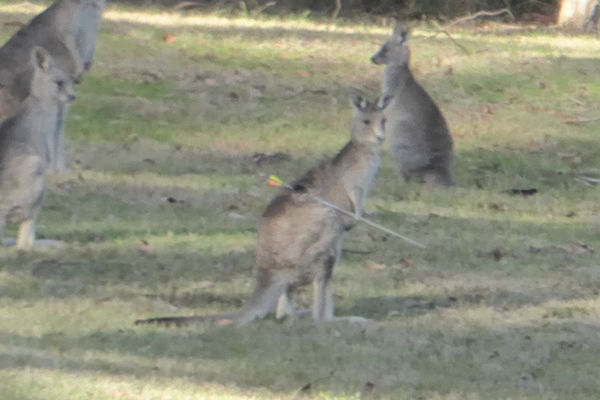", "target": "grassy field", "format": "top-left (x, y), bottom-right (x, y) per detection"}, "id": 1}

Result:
top-left (1, 2), bottom-right (599, 399)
